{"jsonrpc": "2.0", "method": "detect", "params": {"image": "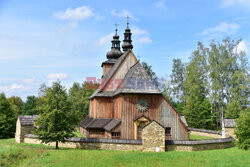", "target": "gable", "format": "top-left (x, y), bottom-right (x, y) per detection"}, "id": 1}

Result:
top-left (90, 50), bottom-right (161, 99)
top-left (103, 50), bottom-right (137, 92)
